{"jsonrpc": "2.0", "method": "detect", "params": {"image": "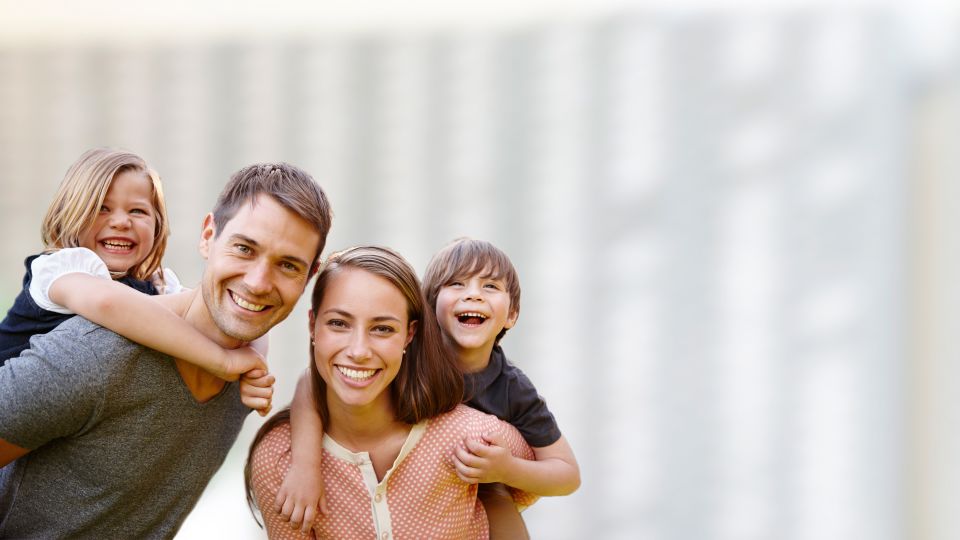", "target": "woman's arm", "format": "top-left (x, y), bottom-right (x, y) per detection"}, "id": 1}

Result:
top-left (48, 273), bottom-right (265, 381)
top-left (454, 433), bottom-right (581, 497)
top-left (276, 370), bottom-right (328, 532)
